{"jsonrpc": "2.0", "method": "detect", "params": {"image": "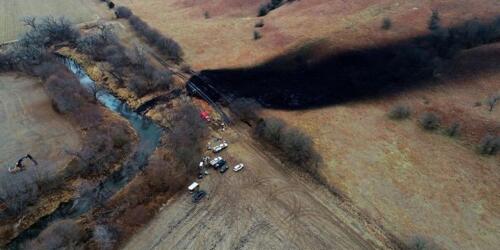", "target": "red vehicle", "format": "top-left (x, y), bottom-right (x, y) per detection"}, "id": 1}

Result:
top-left (200, 111), bottom-right (211, 121)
